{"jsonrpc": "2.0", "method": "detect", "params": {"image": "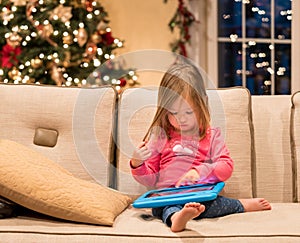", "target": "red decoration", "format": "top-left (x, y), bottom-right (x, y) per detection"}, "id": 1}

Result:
top-left (101, 32), bottom-right (114, 45)
top-left (0, 44), bottom-right (22, 68)
top-left (85, 0), bottom-right (93, 12)
top-left (119, 78), bottom-right (127, 87)
top-left (84, 42), bottom-right (97, 60)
